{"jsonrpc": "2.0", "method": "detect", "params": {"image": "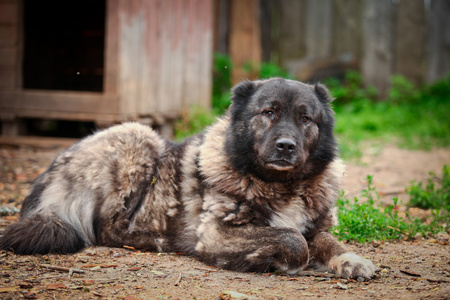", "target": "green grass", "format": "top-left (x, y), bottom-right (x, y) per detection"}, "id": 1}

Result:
top-left (174, 106), bottom-right (218, 141)
top-left (407, 165), bottom-right (450, 211)
top-left (333, 174), bottom-right (449, 243)
top-left (212, 53), bottom-right (233, 114)
top-left (329, 73), bottom-right (450, 160)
